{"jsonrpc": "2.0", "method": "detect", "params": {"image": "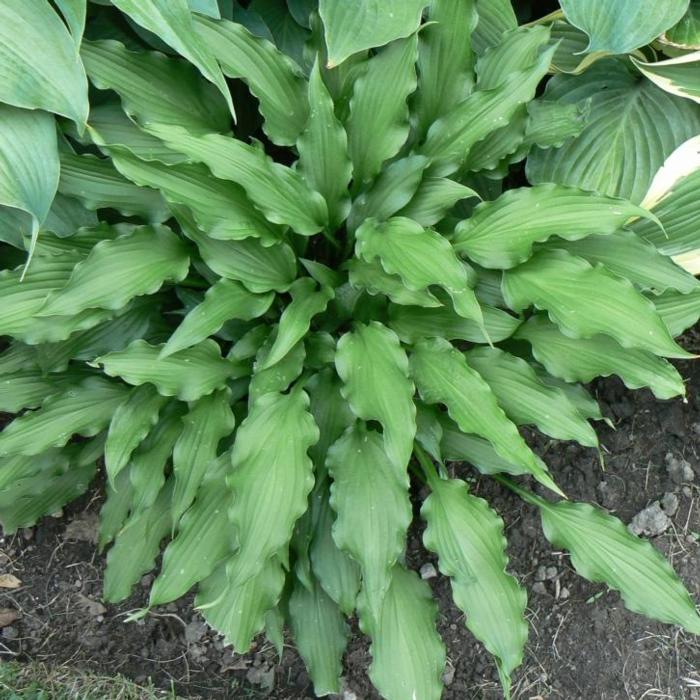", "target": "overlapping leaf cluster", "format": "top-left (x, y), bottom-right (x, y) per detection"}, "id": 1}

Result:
top-left (1, 1), bottom-right (700, 698)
